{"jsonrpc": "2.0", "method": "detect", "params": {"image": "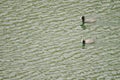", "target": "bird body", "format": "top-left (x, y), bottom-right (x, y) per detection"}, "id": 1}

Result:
top-left (81, 39), bottom-right (95, 44)
top-left (85, 39), bottom-right (95, 44)
top-left (81, 16), bottom-right (96, 25)
top-left (85, 18), bottom-right (96, 23)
